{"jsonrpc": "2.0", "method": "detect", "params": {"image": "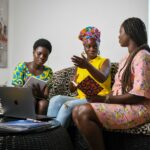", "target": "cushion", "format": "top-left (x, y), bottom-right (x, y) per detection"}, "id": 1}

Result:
top-left (111, 63), bottom-right (118, 87)
top-left (108, 123), bottom-right (150, 135)
top-left (47, 66), bottom-right (77, 99)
